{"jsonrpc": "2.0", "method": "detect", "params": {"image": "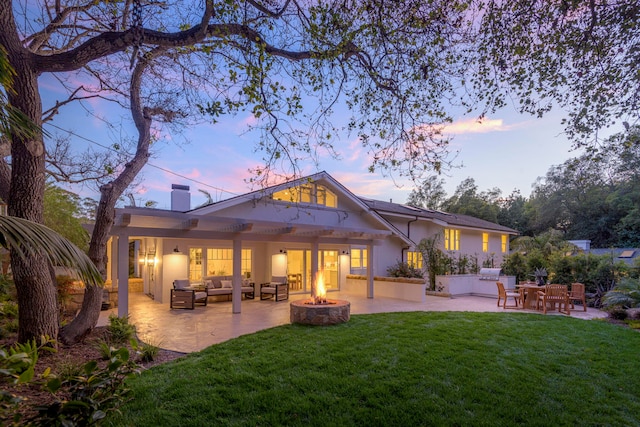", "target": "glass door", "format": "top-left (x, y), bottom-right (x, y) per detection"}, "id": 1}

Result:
top-left (286, 250), bottom-right (305, 292)
top-left (286, 249), bottom-right (340, 292)
top-left (320, 250), bottom-right (339, 290)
